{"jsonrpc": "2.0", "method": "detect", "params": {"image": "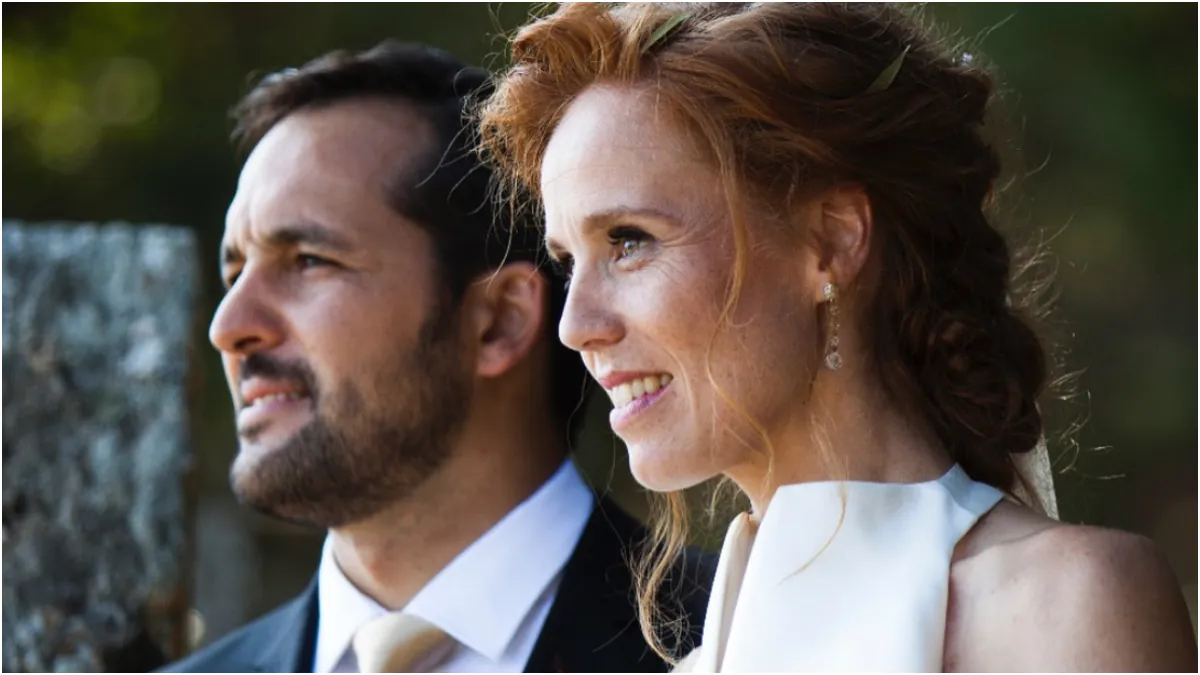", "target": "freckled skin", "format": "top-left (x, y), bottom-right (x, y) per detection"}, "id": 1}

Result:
top-left (540, 84), bottom-right (1198, 672)
top-left (541, 85), bottom-right (822, 492)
